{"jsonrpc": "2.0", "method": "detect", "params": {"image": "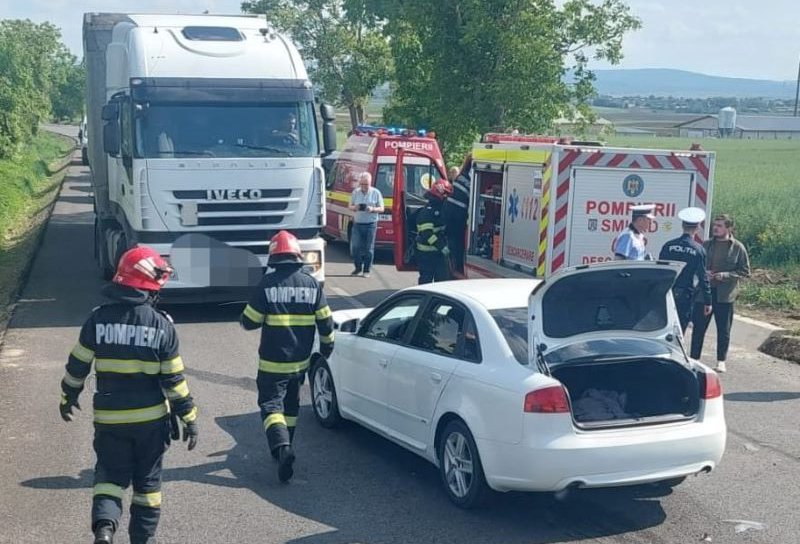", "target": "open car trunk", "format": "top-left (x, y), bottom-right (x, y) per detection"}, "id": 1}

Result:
top-left (551, 357), bottom-right (700, 429)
